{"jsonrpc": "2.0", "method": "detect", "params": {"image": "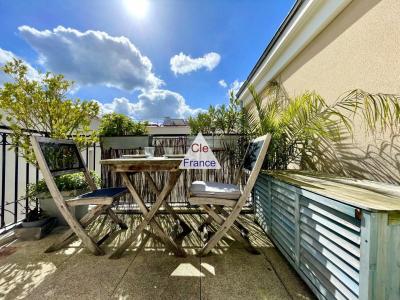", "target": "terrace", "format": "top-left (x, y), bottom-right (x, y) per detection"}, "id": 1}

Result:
top-left (1, 131), bottom-right (398, 300)
top-left (0, 214), bottom-right (313, 299)
top-left (0, 132), bottom-right (316, 299)
top-left (1, 1), bottom-right (400, 299)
